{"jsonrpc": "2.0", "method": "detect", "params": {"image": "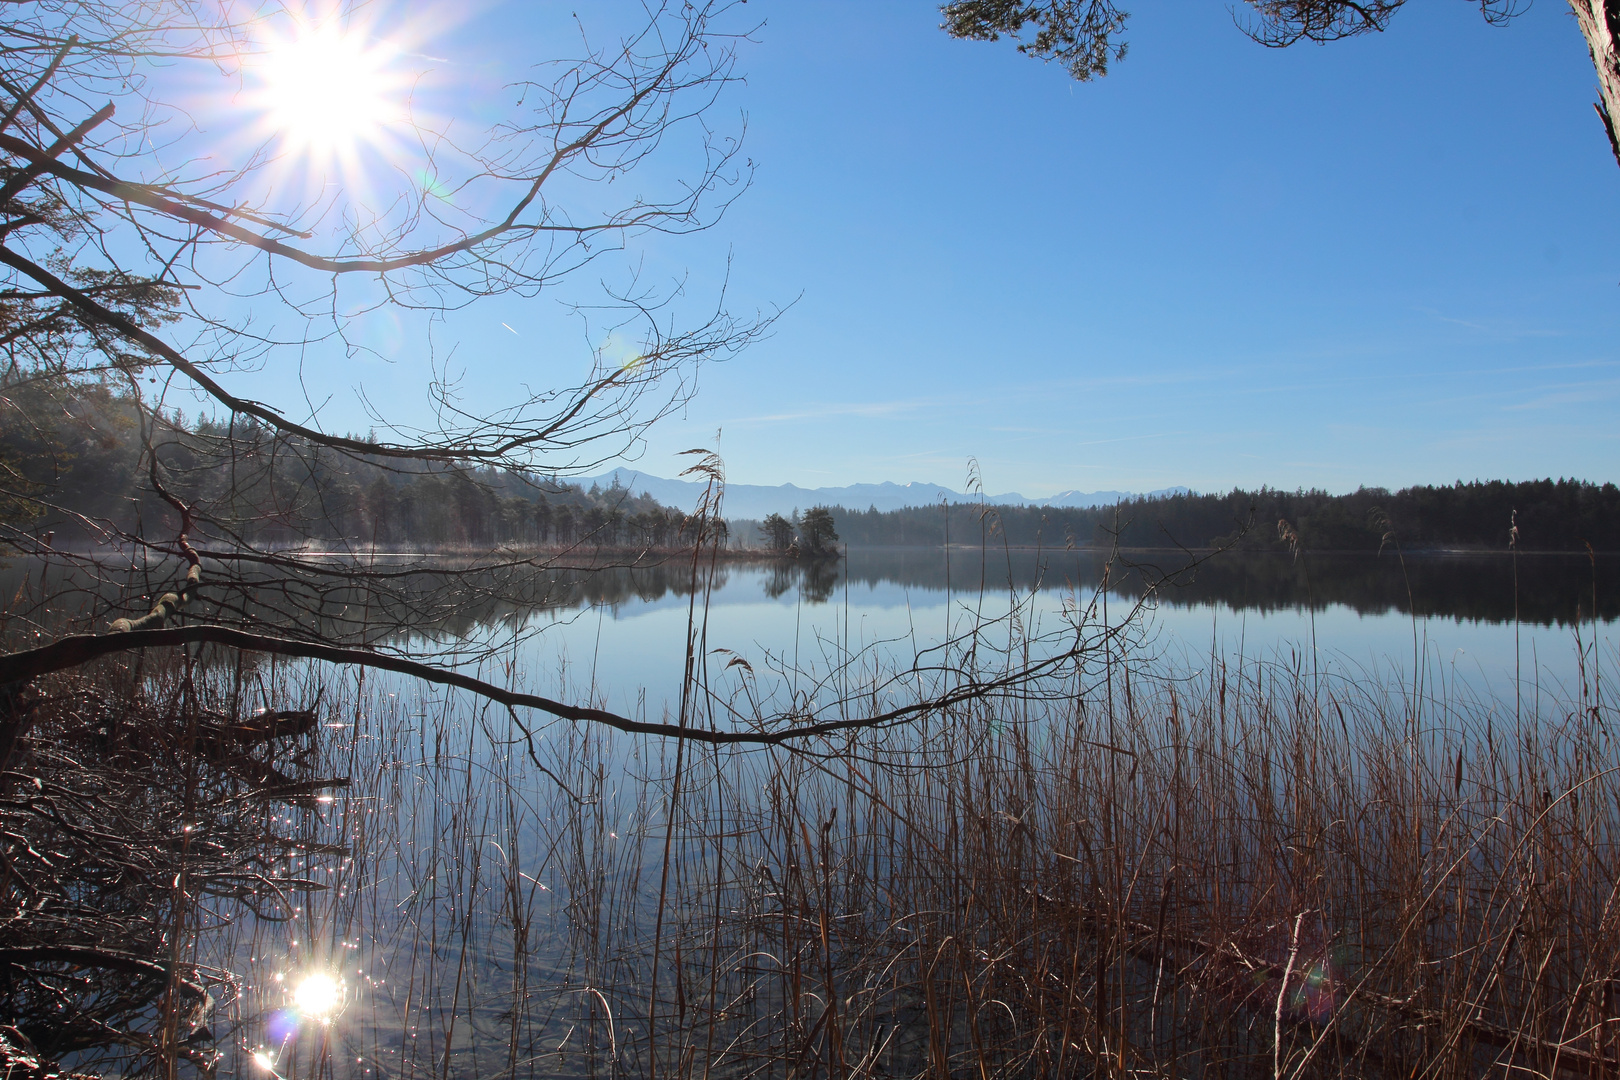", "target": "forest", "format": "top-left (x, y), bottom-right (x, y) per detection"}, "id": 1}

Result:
top-left (1, 380), bottom-right (699, 549)
top-left (829, 479), bottom-right (1620, 552)
top-left (15, 382), bottom-right (1616, 557)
